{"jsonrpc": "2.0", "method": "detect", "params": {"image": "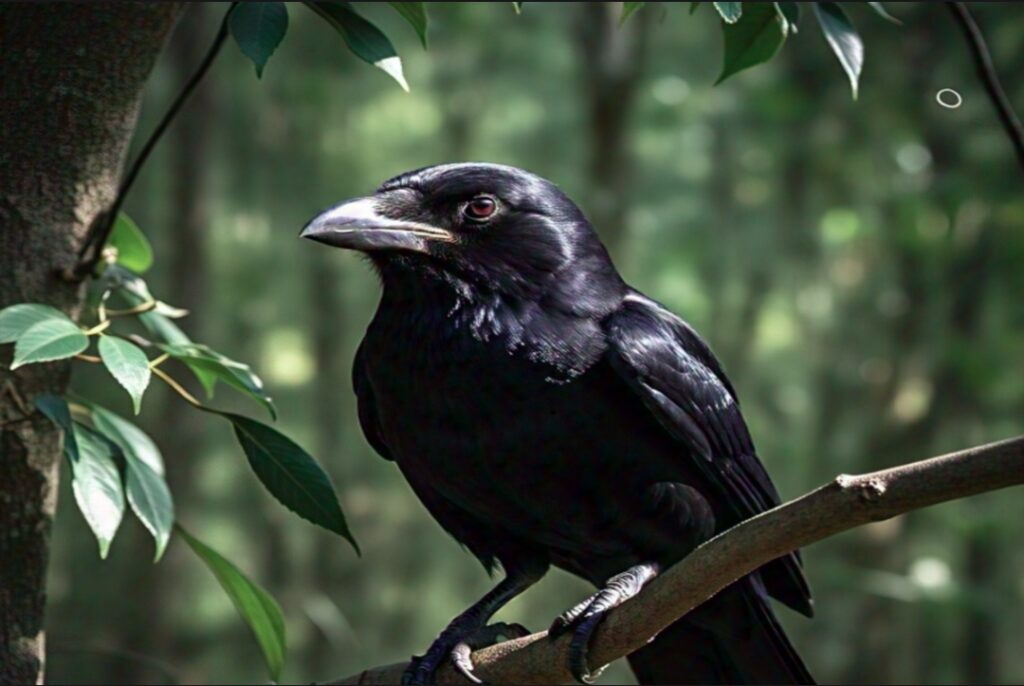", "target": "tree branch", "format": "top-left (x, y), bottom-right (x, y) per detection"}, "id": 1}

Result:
top-left (946, 2), bottom-right (1024, 175)
top-left (329, 433), bottom-right (1024, 685)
